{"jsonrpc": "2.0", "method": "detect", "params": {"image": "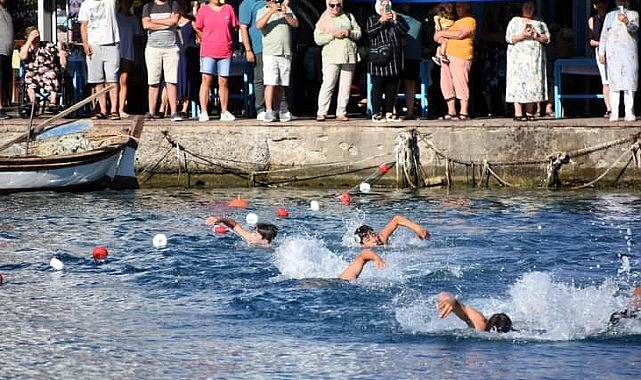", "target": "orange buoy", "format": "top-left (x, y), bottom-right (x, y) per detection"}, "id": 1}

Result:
top-left (92, 246), bottom-right (109, 261)
top-left (378, 163), bottom-right (390, 175)
top-left (338, 192), bottom-right (352, 205)
top-left (276, 207), bottom-right (290, 218)
top-left (228, 195), bottom-right (249, 208)
top-left (213, 224), bottom-right (229, 234)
